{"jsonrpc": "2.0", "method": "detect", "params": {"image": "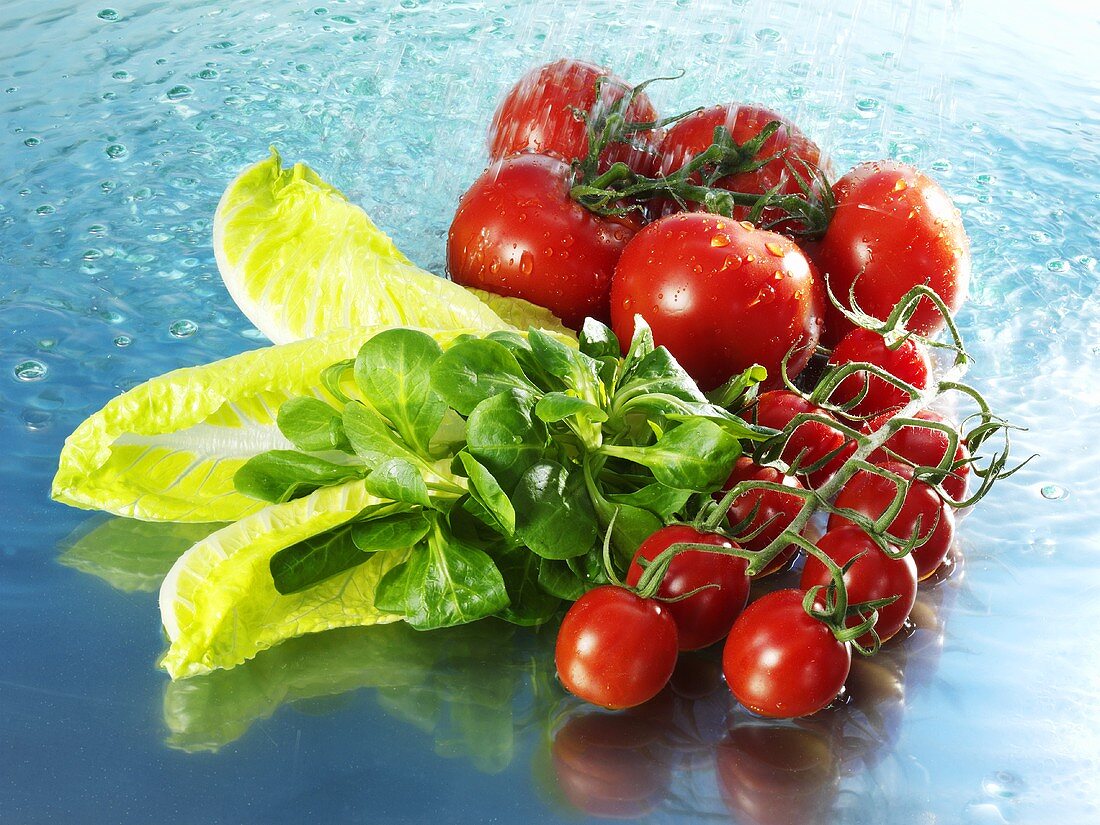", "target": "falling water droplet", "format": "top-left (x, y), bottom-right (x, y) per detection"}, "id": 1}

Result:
top-left (1040, 484), bottom-right (1067, 500)
top-left (14, 360), bottom-right (48, 381)
top-left (169, 319), bottom-right (198, 338)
